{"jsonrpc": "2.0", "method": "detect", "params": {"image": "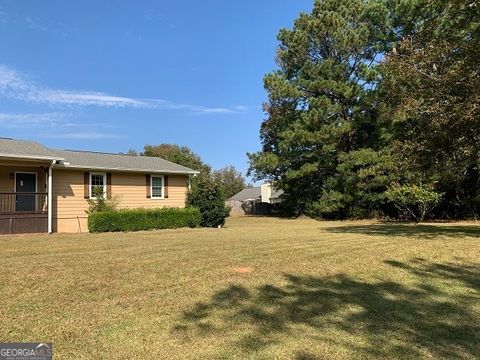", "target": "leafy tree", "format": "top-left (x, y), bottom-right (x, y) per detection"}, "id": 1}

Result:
top-left (125, 149), bottom-right (138, 156)
top-left (187, 175), bottom-right (230, 228)
top-left (248, 0), bottom-right (393, 215)
top-left (143, 144), bottom-right (211, 173)
top-left (119, 149), bottom-right (138, 156)
top-left (382, 0), bottom-right (480, 218)
top-left (386, 184), bottom-right (443, 222)
top-left (213, 166), bottom-right (247, 199)
top-left (143, 143), bottom-right (246, 199)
